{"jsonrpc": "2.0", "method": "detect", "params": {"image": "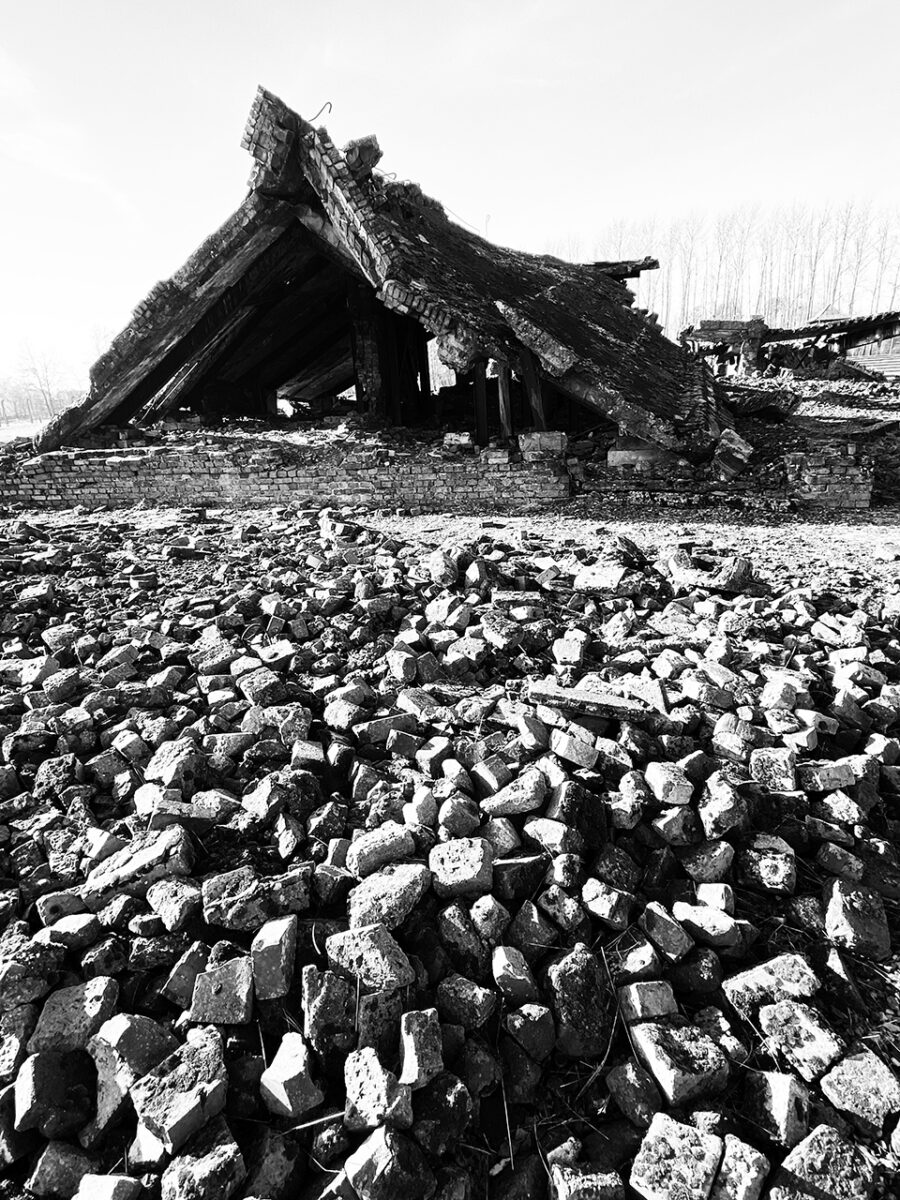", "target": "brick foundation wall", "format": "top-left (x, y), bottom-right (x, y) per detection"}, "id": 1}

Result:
top-left (0, 433), bottom-right (874, 514)
top-left (783, 443), bottom-right (873, 509)
top-left (871, 431), bottom-right (900, 504)
top-left (0, 438), bottom-right (572, 513)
